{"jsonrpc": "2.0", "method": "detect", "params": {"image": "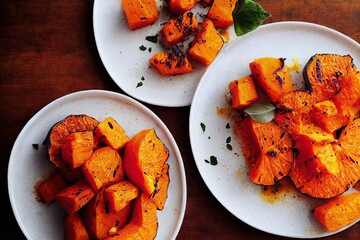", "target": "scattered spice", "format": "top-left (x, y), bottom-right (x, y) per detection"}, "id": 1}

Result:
top-left (200, 122), bottom-right (206, 132)
top-left (139, 45), bottom-right (147, 51)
